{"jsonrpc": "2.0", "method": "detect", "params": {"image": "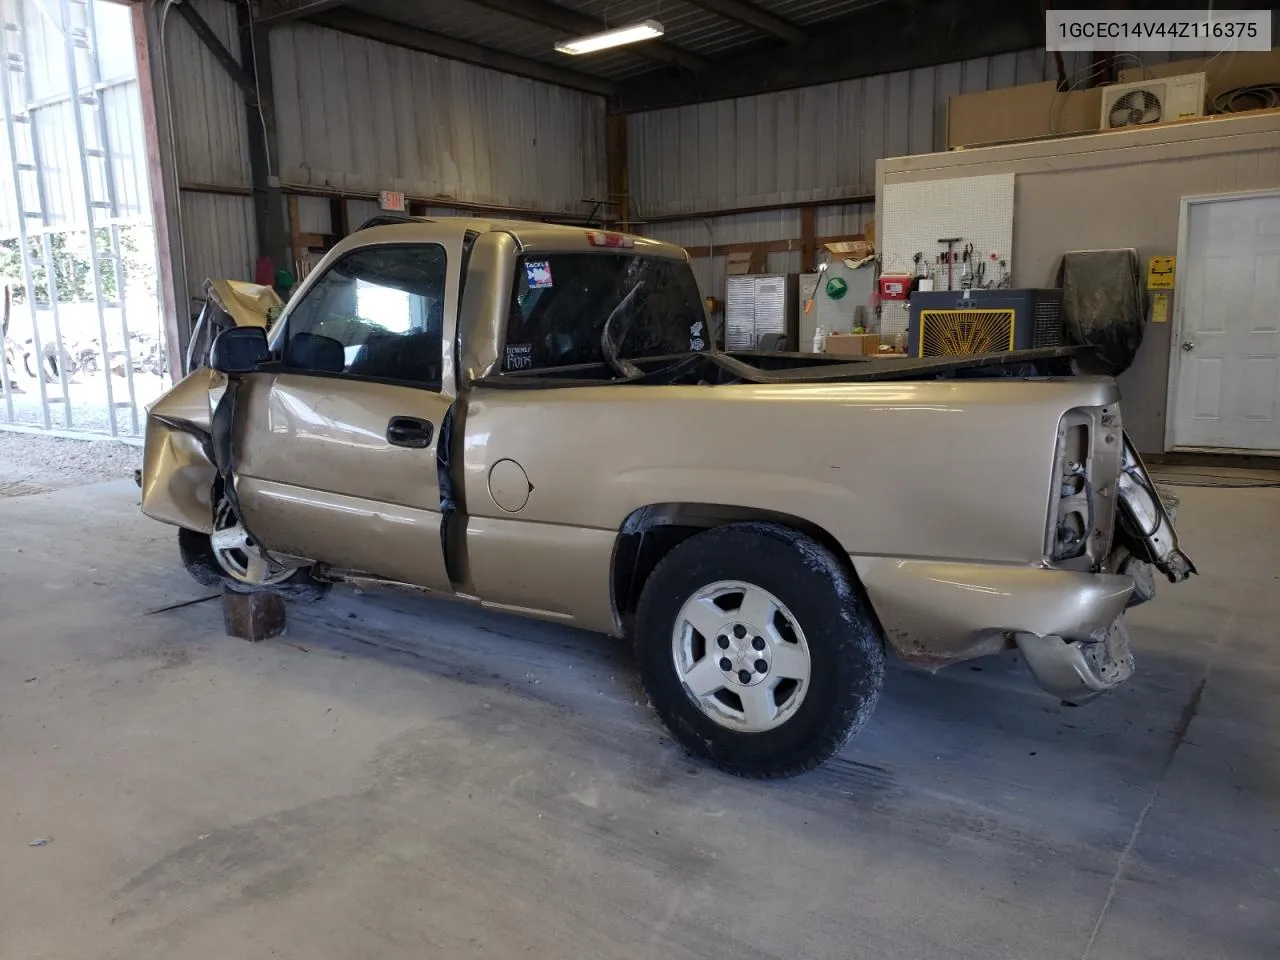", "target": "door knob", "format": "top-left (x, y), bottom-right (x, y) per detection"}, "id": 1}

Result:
top-left (1181, 341), bottom-right (1194, 351)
